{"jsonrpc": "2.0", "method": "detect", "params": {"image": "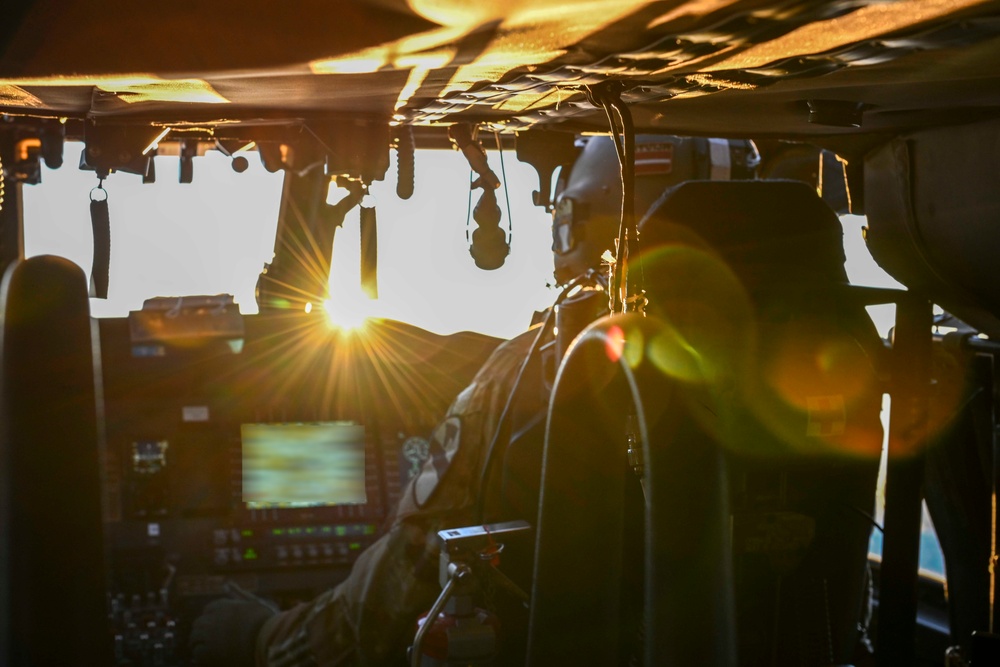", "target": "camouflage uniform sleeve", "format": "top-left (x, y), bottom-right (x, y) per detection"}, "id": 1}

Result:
top-left (255, 329), bottom-right (539, 667)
